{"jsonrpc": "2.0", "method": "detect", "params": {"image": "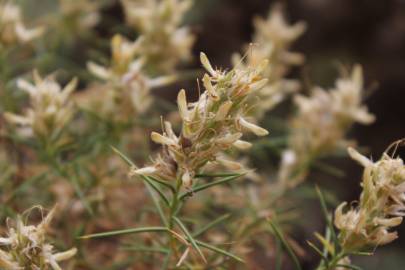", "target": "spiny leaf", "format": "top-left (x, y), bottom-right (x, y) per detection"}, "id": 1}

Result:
top-left (179, 174), bottom-right (244, 200)
top-left (195, 240), bottom-right (244, 263)
top-left (315, 185), bottom-right (339, 251)
top-left (335, 264), bottom-right (363, 270)
top-left (120, 246), bottom-right (169, 254)
top-left (79, 226), bottom-right (168, 239)
top-left (173, 217), bottom-right (207, 263)
top-left (193, 213), bottom-right (231, 237)
top-left (306, 240), bottom-right (328, 263)
top-left (111, 146), bottom-right (135, 167)
top-left (268, 219), bottom-right (302, 270)
top-left (314, 232), bottom-right (335, 255)
top-left (145, 182), bottom-right (168, 227)
top-left (142, 175), bottom-right (170, 206)
top-left (195, 172), bottom-right (240, 178)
